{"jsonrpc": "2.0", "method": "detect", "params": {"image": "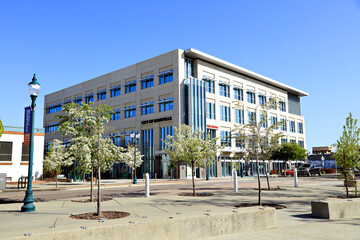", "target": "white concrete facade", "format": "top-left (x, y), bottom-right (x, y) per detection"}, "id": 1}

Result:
top-left (0, 126), bottom-right (44, 182)
top-left (44, 48), bottom-right (308, 179)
